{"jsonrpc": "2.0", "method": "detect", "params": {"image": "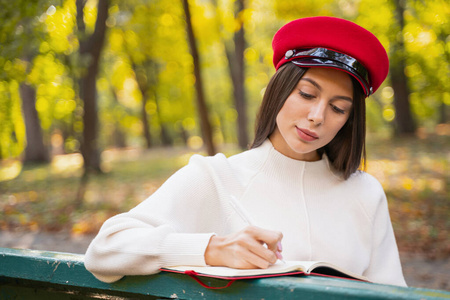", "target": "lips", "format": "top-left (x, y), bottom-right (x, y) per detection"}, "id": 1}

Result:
top-left (296, 127), bottom-right (319, 141)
